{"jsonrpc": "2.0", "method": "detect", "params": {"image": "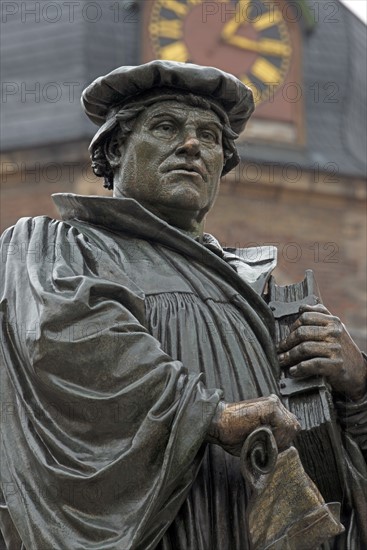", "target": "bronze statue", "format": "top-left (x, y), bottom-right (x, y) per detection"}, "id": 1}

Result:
top-left (0, 61), bottom-right (366, 550)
